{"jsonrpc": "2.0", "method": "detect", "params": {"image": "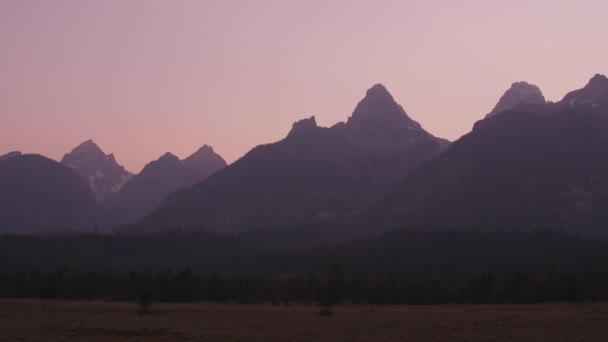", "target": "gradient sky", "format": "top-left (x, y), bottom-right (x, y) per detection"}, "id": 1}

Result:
top-left (1, 0), bottom-right (606, 172)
